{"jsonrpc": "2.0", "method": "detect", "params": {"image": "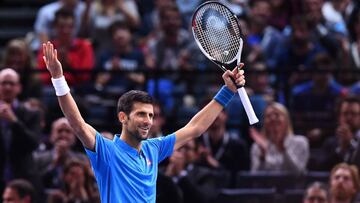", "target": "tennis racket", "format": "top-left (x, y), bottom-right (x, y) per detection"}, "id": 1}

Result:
top-left (191, 1), bottom-right (259, 125)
